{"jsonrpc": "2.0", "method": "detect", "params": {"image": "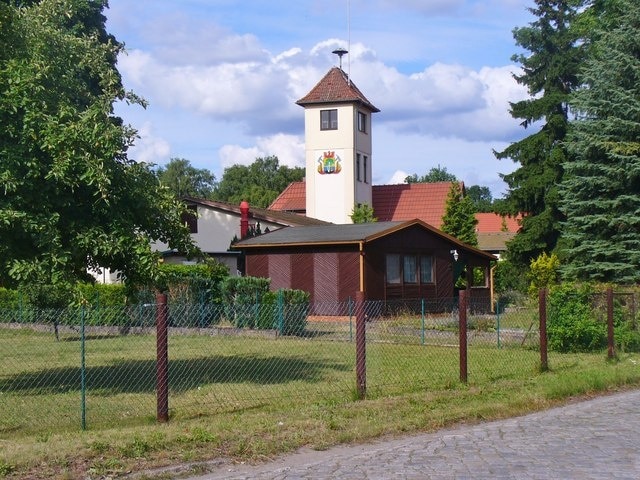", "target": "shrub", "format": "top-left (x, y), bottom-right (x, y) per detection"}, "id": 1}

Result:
top-left (493, 258), bottom-right (528, 295)
top-left (76, 283), bottom-right (127, 306)
top-left (528, 252), bottom-right (560, 299)
top-left (221, 276), bottom-right (271, 328)
top-left (0, 288), bottom-right (19, 310)
top-left (219, 278), bottom-right (309, 334)
top-left (547, 283), bottom-right (605, 353)
top-left (276, 288), bottom-right (310, 336)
